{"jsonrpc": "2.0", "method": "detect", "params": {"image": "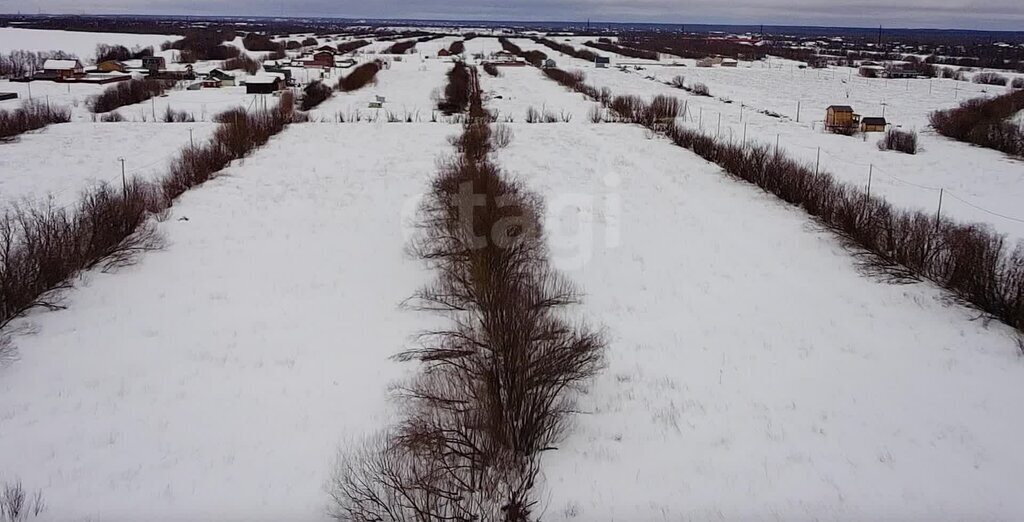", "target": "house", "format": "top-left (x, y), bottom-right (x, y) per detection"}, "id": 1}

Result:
top-left (307, 51), bottom-right (334, 68)
top-left (825, 105), bottom-right (859, 130)
top-left (96, 60), bottom-right (127, 73)
top-left (595, 56), bottom-right (611, 68)
top-left (207, 69), bottom-right (237, 86)
top-left (721, 58), bottom-right (739, 67)
top-left (42, 59), bottom-right (83, 79)
top-left (494, 50), bottom-right (516, 61)
top-left (142, 56), bottom-right (166, 72)
top-left (334, 58), bottom-right (357, 69)
top-left (438, 49), bottom-right (452, 57)
top-left (543, 58), bottom-right (557, 69)
top-left (245, 75), bottom-right (286, 94)
top-left (861, 116), bottom-right (887, 132)
top-left (315, 46), bottom-right (337, 55)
